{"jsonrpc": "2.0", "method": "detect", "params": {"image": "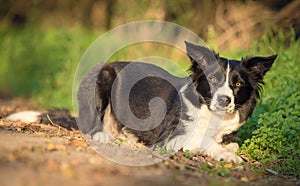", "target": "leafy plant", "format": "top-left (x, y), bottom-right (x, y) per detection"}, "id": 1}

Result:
top-left (182, 150), bottom-right (191, 159)
top-left (237, 30), bottom-right (300, 176)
